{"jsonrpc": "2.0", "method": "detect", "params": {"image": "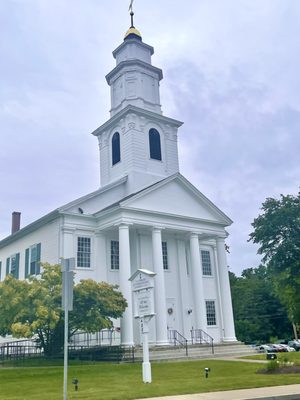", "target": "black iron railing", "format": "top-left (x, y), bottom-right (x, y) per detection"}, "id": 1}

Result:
top-left (70, 328), bottom-right (120, 347)
top-left (68, 344), bottom-right (135, 363)
top-left (190, 329), bottom-right (214, 354)
top-left (0, 329), bottom-right (122, 363)
top-left (168, 330), bottom-right (188, 356)
top-left (0, 339), bottom-right (43, 361)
